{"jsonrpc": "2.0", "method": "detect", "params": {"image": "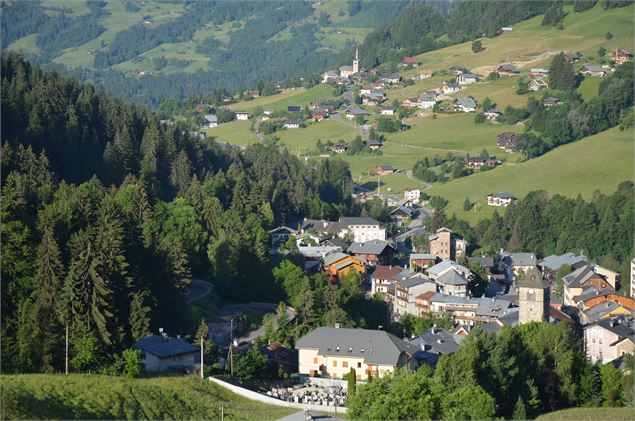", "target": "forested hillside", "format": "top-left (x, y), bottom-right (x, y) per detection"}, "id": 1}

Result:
top-left (0, 52), bottom-right (357, 373)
